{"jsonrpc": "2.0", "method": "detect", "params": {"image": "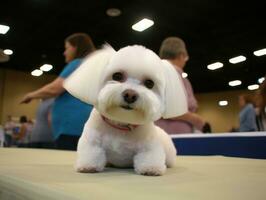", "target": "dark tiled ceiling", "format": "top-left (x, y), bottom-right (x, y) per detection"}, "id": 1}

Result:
top-left (0, 0), bottom-right (265, 93)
